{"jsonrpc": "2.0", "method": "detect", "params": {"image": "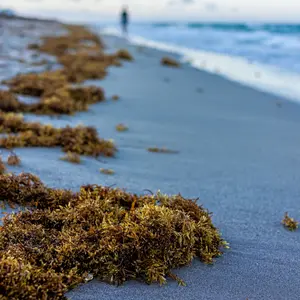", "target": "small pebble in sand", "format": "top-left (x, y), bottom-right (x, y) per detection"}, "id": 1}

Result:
top-left (282, 212), bottom-right (298, 231)
top-left (100, 168), bottom-right (115, 175)
top-left (116, 124), bottom-right (128, 132)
